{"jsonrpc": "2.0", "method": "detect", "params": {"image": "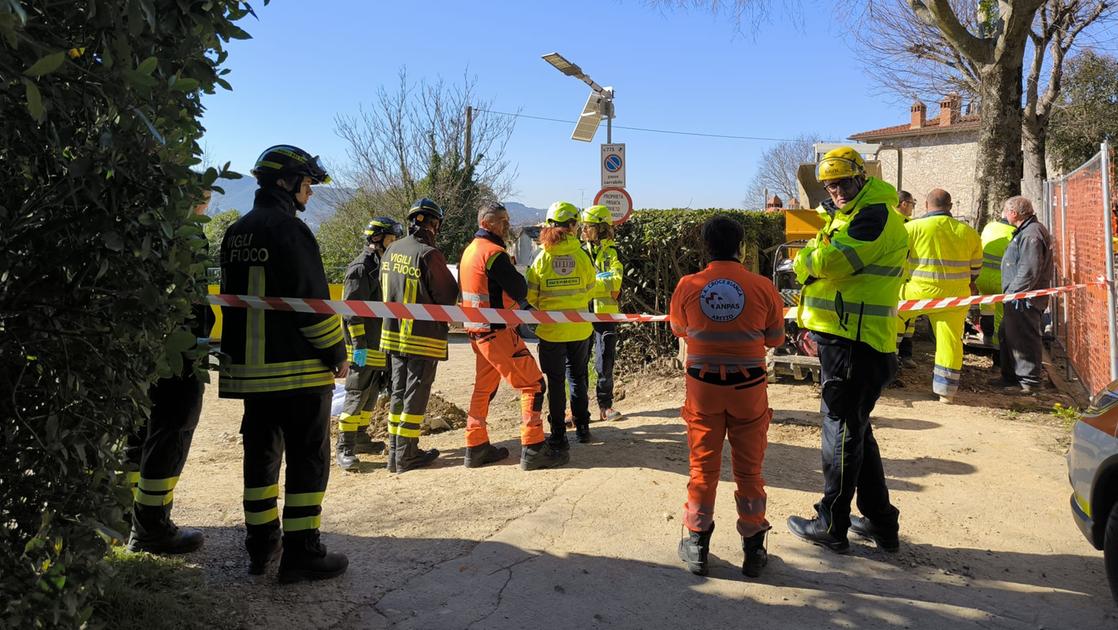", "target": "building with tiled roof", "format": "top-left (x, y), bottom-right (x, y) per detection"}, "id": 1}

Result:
top-left (849, 94), bottom-right (981, 222)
